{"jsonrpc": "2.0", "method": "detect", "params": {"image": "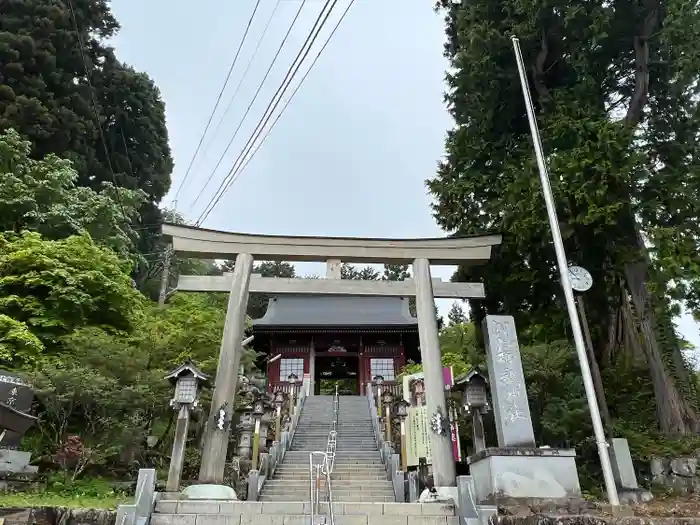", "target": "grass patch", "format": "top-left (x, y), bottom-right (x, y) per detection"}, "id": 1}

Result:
top-left (0, 478), bottom-right (130, 509)
top-left (0, 491), bottom-right (127, 509)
